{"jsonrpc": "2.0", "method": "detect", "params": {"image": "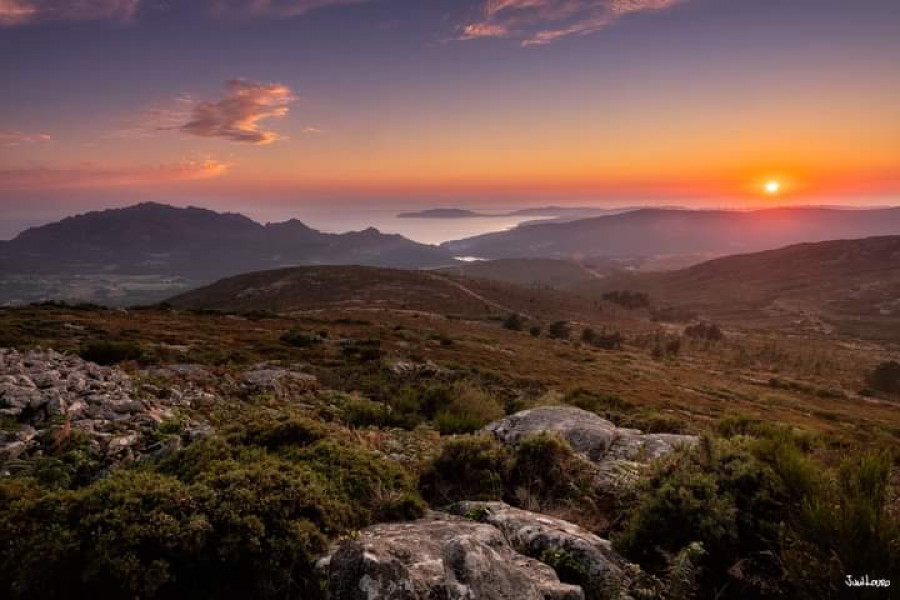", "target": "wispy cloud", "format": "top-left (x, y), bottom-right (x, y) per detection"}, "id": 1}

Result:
top-left (212, 0), bottom-right (369, 18)
top-left (0, 158), bottom-right (229, 190)
top-left (178, 80), bottom-right (296, 145)
top-left (0, 131), bottom-right (52, 146)
top-left (0, 0), bottom-right (139, 26)
top-left (460, 0), bottom-right (686, 45)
